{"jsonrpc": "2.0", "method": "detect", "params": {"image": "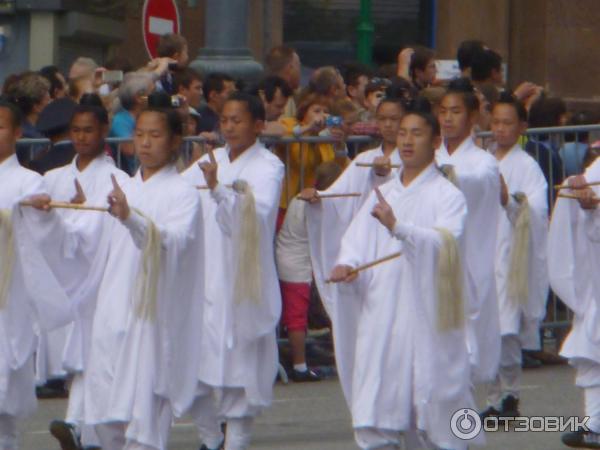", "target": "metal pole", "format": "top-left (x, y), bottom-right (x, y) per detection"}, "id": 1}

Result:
top-left (356, 0), bottom-right (374, 65)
